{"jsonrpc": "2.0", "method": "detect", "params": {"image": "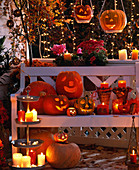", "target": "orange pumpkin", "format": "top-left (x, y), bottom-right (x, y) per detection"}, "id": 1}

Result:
top-left (56, 71), bottom-right (83, 99)
top-left (54, 131), bottom-right (68, 143)
top-left (67, 107), bottom-right (77, 116)
top-left (46, 142), bottom-right (81, 169)
top-left (74, 95), bottom-right (95, 115)
top-left (99, 10), bottom-right (127, 33)
top-left (43, 94), bottom-right (69, 115)
top-left (22, 81), bottom-right (56, 114)
top-left (74, 5), bottom-right (93, 23)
